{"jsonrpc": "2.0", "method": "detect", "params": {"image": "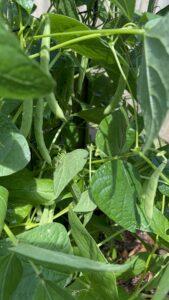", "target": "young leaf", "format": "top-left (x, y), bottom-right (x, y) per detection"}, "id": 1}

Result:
top-left (0, 186), bottom-right (8, 234)
top-left (111, 0), bottom-right (136, 19)
top-left (11, 243), bottom-right (133, 274)
top-left (90, 160), bottom-right (142, 232)
top-left (138, 14), bottom-right (169, 150)
top-left (0, 254), bottom-right (22, 300)
top-left (49, 14), bottom-right (114, 65)
top-left (54, 149), bottom-right (88, 198)
top-left (0, 114), bottom-right (30, 176)
top-left (73, 190), bottom-right (96, 213)
top-left (141, 162), bottom-right (166, 221)
top-left (0, 21), bottom-right (54, 99)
